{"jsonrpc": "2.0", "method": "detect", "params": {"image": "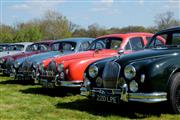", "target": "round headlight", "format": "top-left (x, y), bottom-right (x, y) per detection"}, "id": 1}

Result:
top-left (129, 80), bottom-right (138, 92)
top-left (57, 64), bottom-right (64, 72)
top-left (96, 77), bottom-right (103, 87)
top-left (0, 58), bottom-right (5, 64)
top-left (124, 64), bottom-right (136, 80)
top-left (14, 61), bottom-right (20, 68)
top-left (88, 65), bottom-right (98, 78)
top-left (39, 63), bottom-right (44, 72)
